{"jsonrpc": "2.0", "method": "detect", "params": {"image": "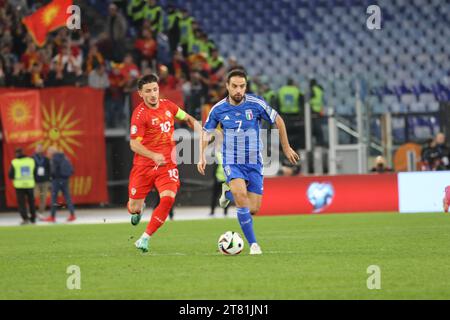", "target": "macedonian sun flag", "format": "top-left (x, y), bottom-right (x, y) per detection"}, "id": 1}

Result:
top-left (0, 91), bottom-right (43, 143)
top-left (22, 0), bottom-right (73, 47)
top-left (1, 87), bottom-right (108, 207)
